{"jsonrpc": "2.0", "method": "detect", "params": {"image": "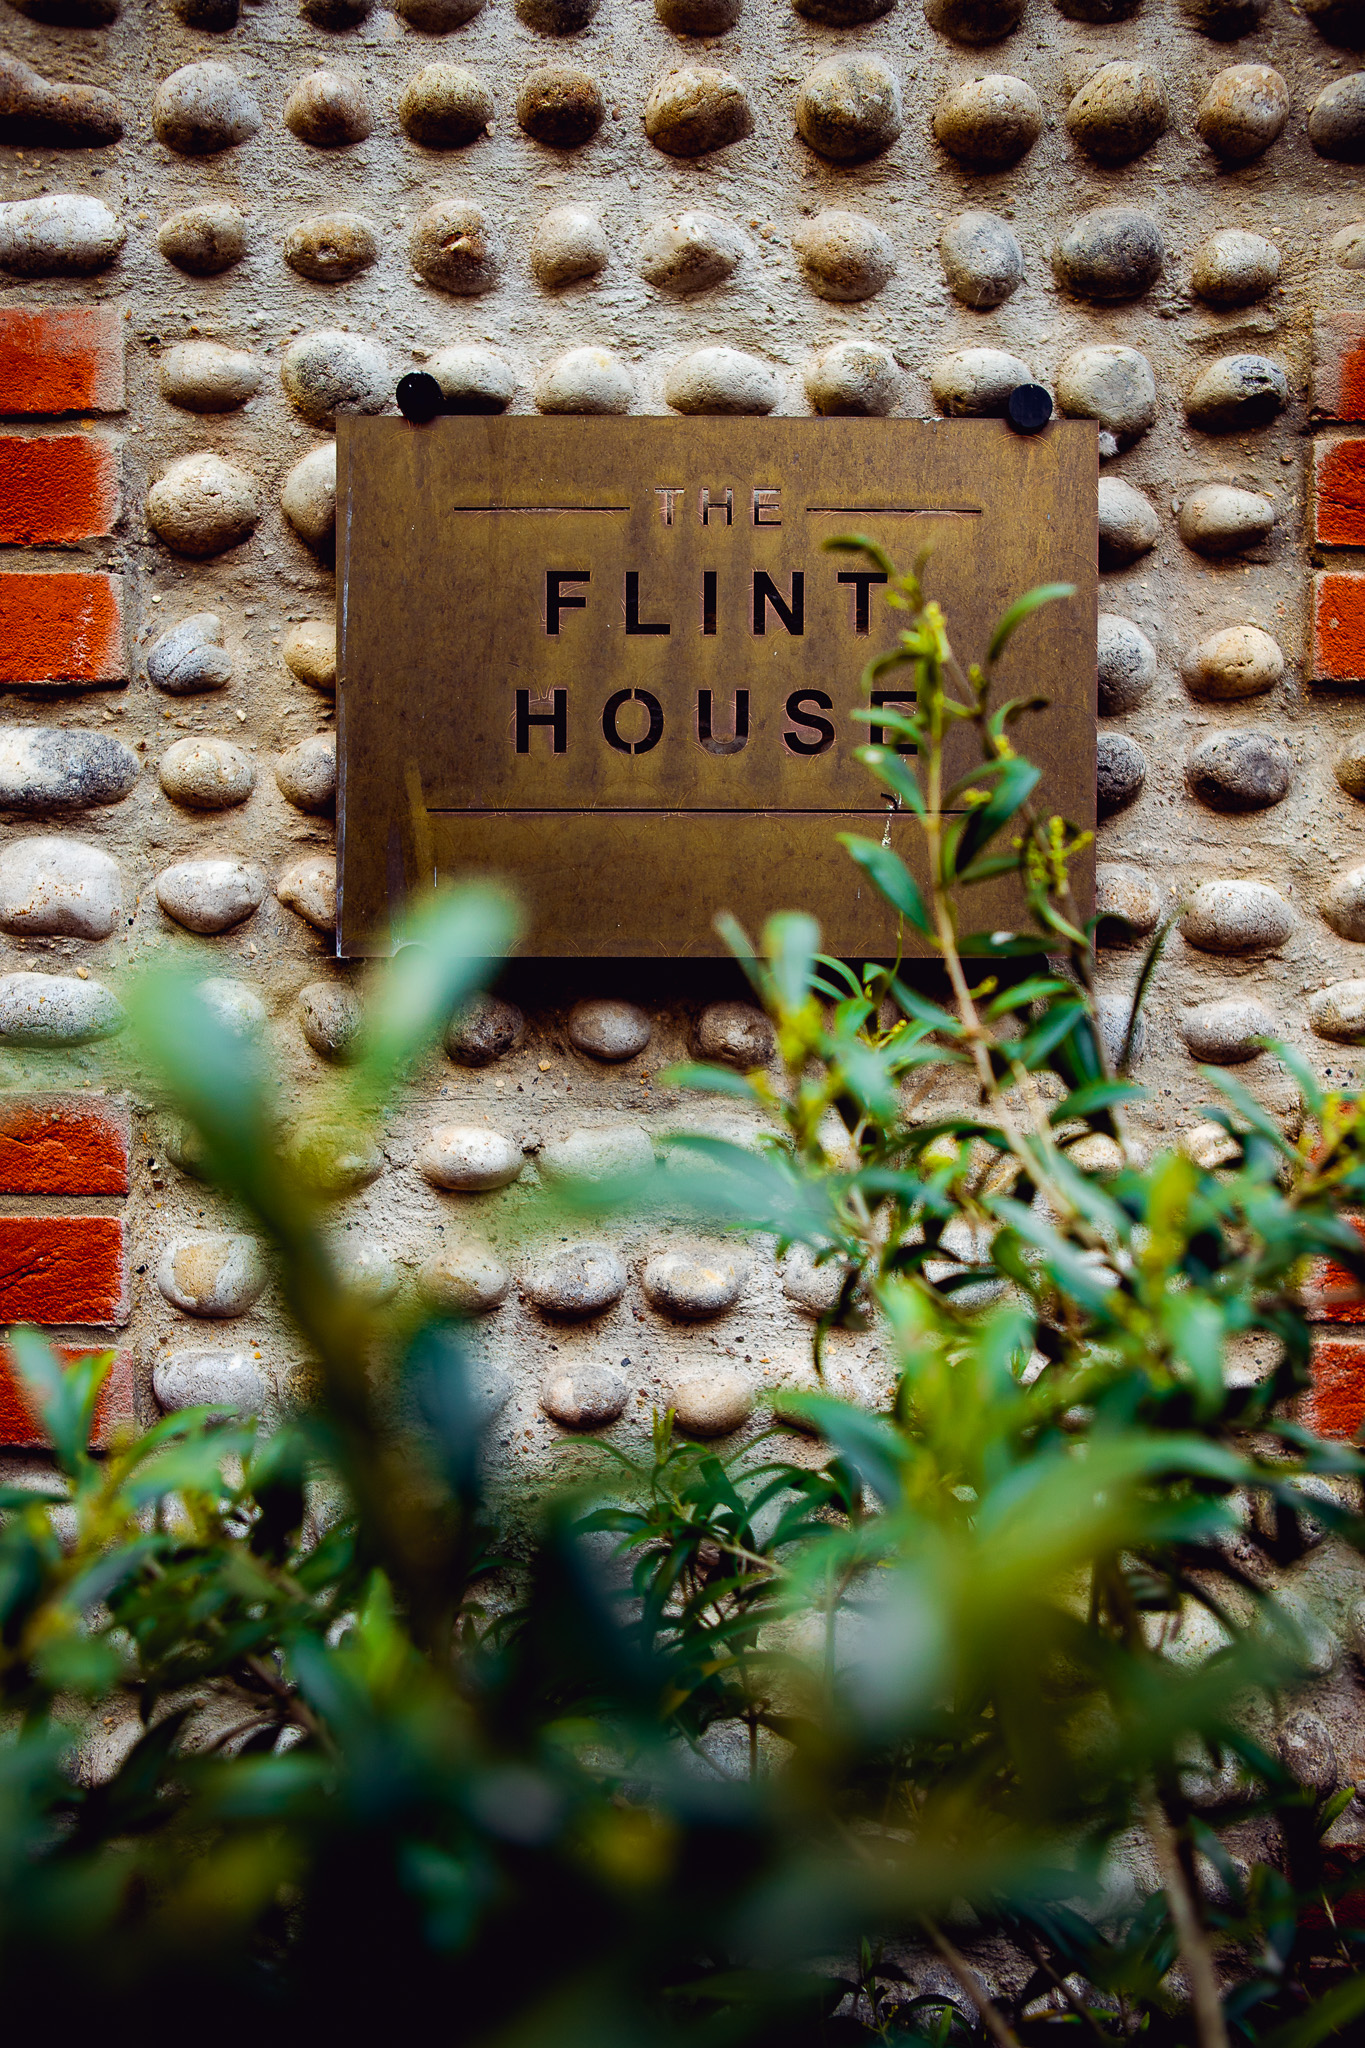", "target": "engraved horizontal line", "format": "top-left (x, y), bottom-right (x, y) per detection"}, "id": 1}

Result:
top-left (805, 505), bottom-right (982, 517)
top-left (427, 807), bottom-right (931, 817)
top-left (447, 504), bottom-right (629, 514)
